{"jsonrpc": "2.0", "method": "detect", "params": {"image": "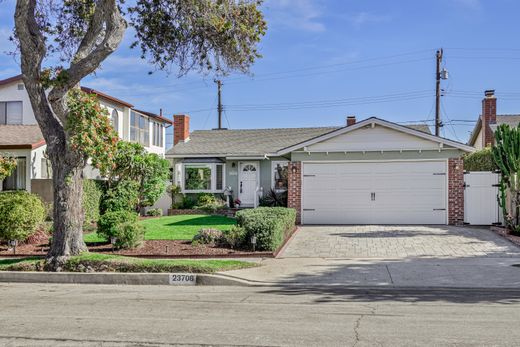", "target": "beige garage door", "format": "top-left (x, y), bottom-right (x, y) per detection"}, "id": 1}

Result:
top-left (302, 161), bottom-right (447, 225)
